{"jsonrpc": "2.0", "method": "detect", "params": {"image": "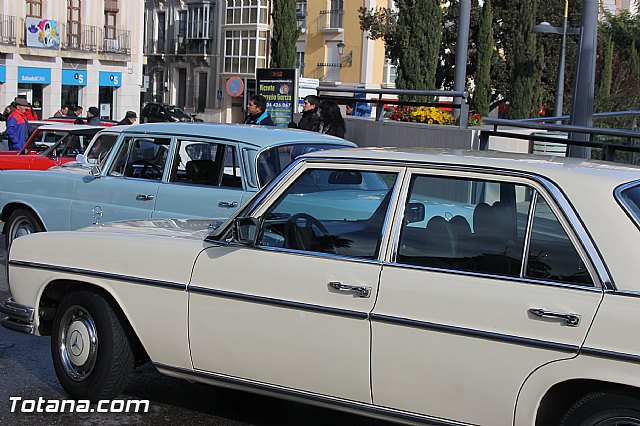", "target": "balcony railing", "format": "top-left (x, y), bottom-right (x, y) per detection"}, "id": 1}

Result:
top-left (100, 28), bottom-right (131, 55)
top-left (144, 40), bottom-right (167, 55)
top-left (60, 23), bottom-right (98, 52)
top-left (0, 14), bottom-right (16, 45)
top-left (319, 9), bottom-right (343, 29)
top-left (146, 38), bottom-right (215, 56)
